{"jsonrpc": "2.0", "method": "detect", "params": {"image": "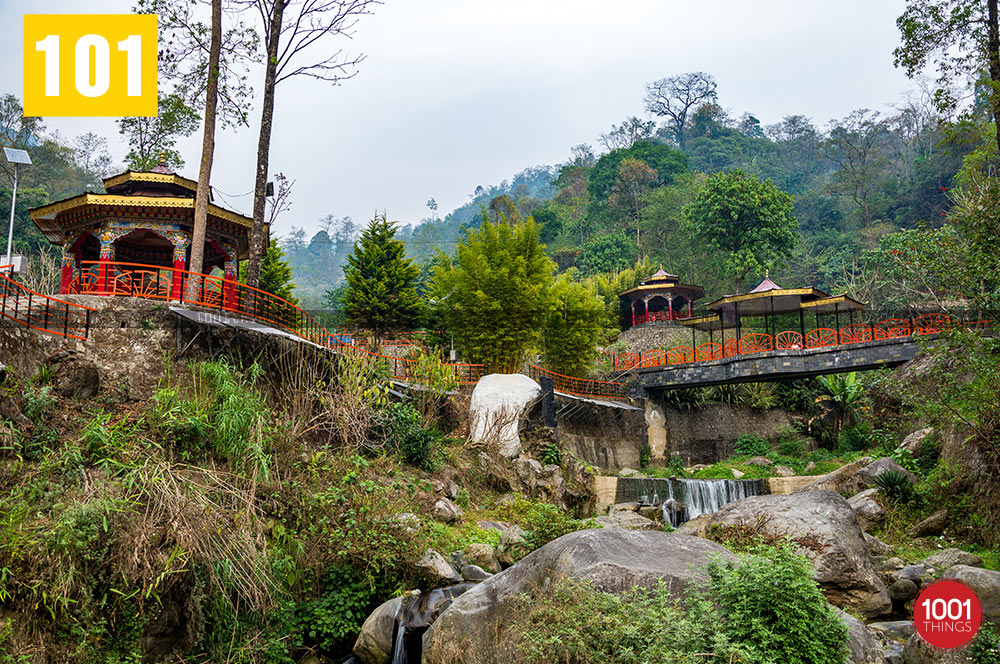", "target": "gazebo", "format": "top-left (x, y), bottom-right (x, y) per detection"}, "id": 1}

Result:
top-left (29, 162), bottom-right (257, 300)
top-left (619, 269), bottom-right (705, 328)
top-left (680, 275), bottom-right (866, 354)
